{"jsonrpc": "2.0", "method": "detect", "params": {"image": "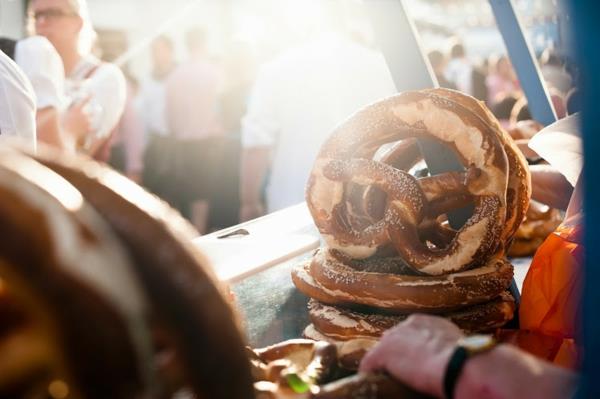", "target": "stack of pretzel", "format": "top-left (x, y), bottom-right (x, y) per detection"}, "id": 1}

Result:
top-left (292, 88), bottom-right (531, 347)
